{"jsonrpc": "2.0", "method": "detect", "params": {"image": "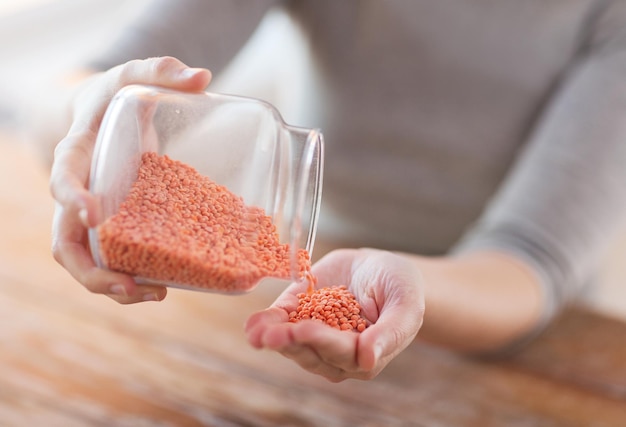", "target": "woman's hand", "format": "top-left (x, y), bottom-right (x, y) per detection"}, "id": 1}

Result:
top-left (245, 248), bottom-right (424, 382)
top-left (49, 57), bottom-right (212, 304)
